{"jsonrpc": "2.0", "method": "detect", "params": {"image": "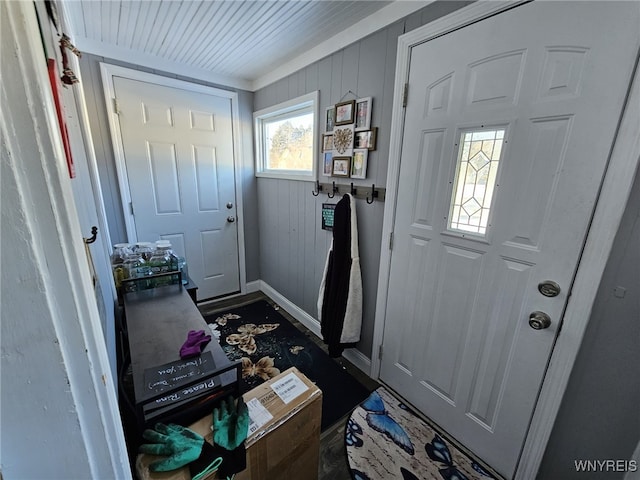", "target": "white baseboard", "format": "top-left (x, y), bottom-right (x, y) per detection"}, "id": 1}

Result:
top-left (258, 280), bottom-right (322, 337)
top-left (245, 280), bottom-right (261, 294)
top-left (342, 347), bottom-right (372, 374)
top-left (258, 280), bottom-right (372, 376)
